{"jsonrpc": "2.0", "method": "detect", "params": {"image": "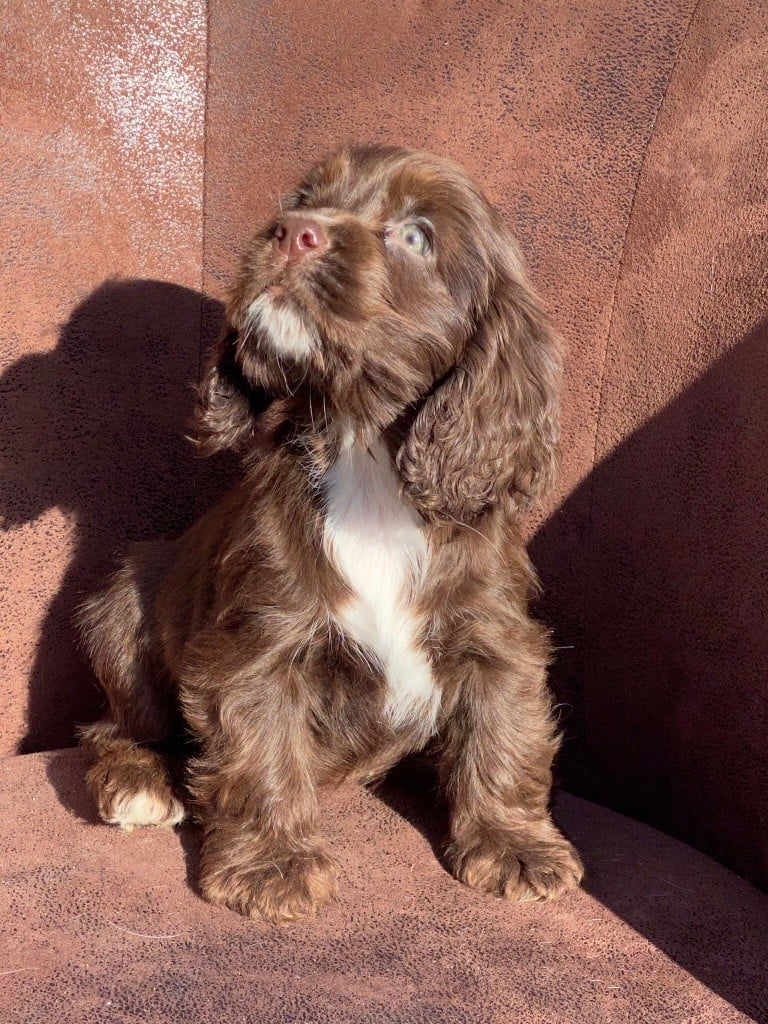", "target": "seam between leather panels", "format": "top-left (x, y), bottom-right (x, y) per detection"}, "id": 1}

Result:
top-left (582, 0), bottom-right (704, 794)
top-left (588, 0), bottom-right (704, 478)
